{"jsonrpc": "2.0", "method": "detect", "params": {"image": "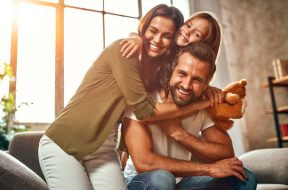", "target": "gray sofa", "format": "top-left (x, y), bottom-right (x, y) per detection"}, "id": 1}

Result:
top-left (0, 131), bottom-right (288, 190)
top-left (239, 148), bottom-right (288, 190)
top-left (0, 131), bottom-right (47, 190)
